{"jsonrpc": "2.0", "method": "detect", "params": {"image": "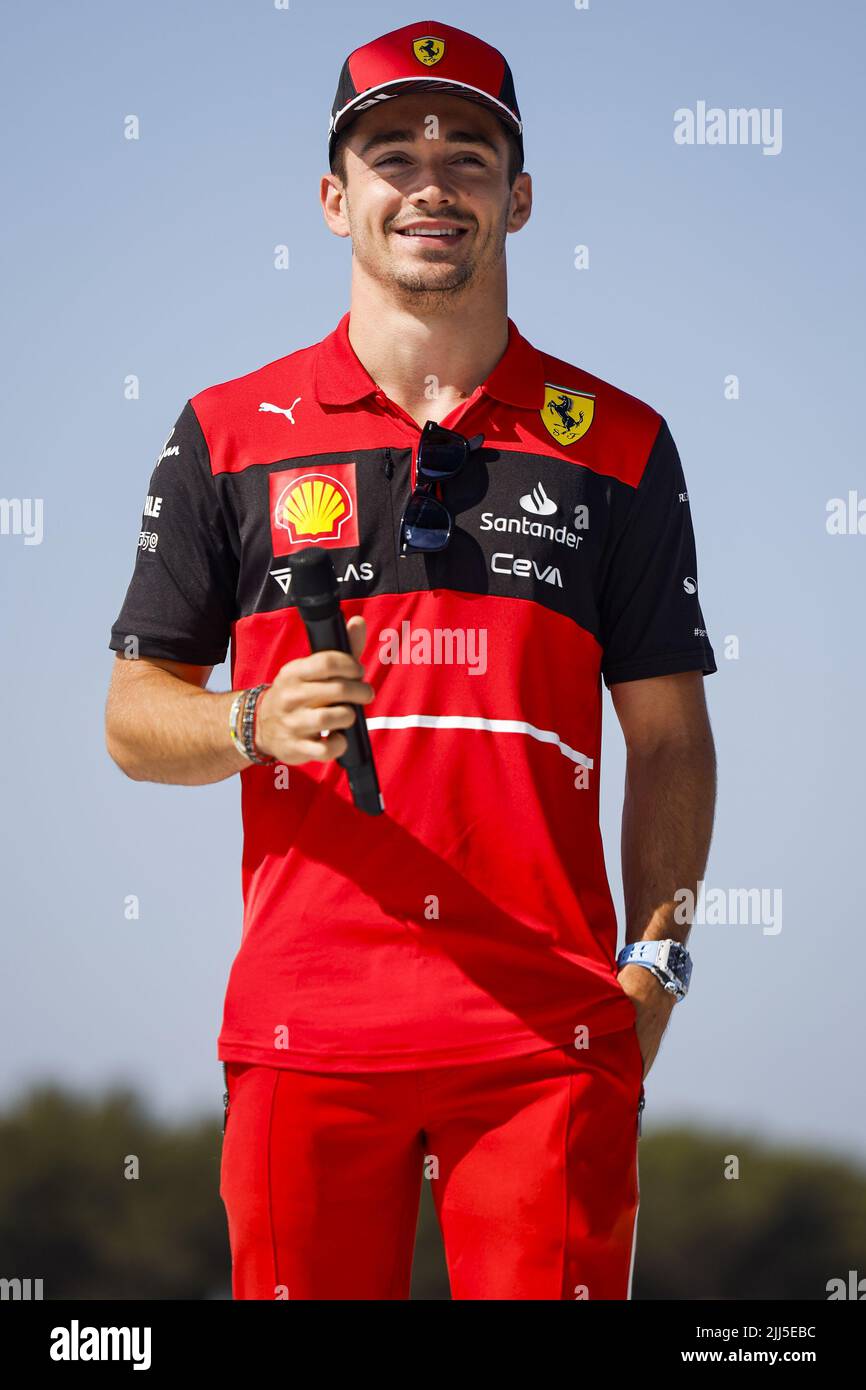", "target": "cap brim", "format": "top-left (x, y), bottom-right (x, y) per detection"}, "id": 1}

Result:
top-left (330, 76), bottom-right (523, 149)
